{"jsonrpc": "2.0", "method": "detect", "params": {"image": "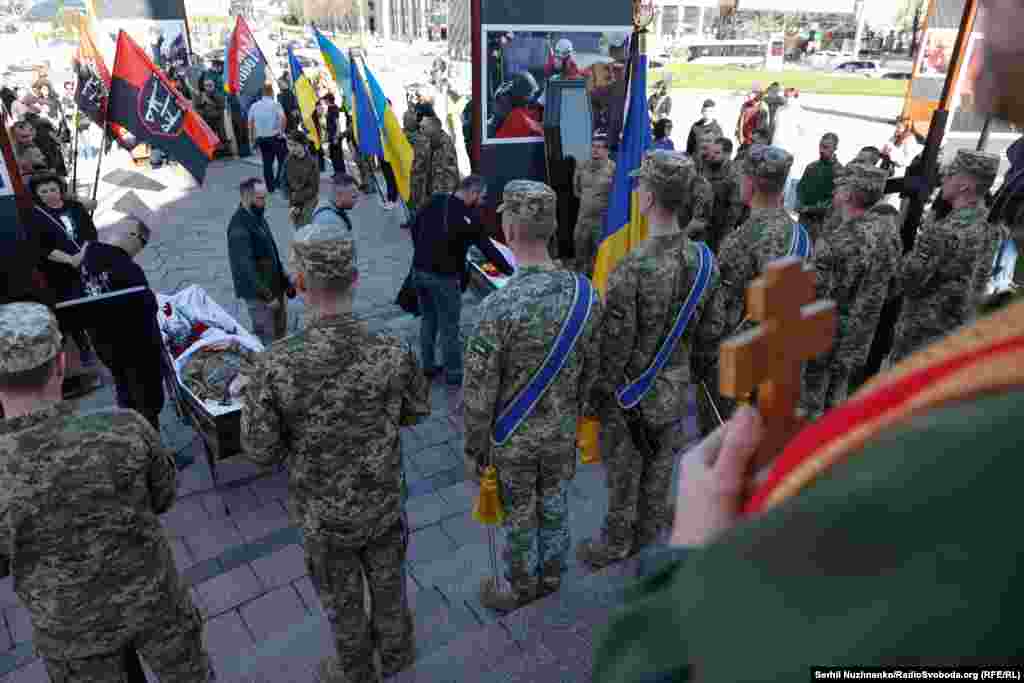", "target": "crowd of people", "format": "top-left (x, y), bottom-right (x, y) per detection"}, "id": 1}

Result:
top-left (2, 6), bottom-right (1024, 681)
